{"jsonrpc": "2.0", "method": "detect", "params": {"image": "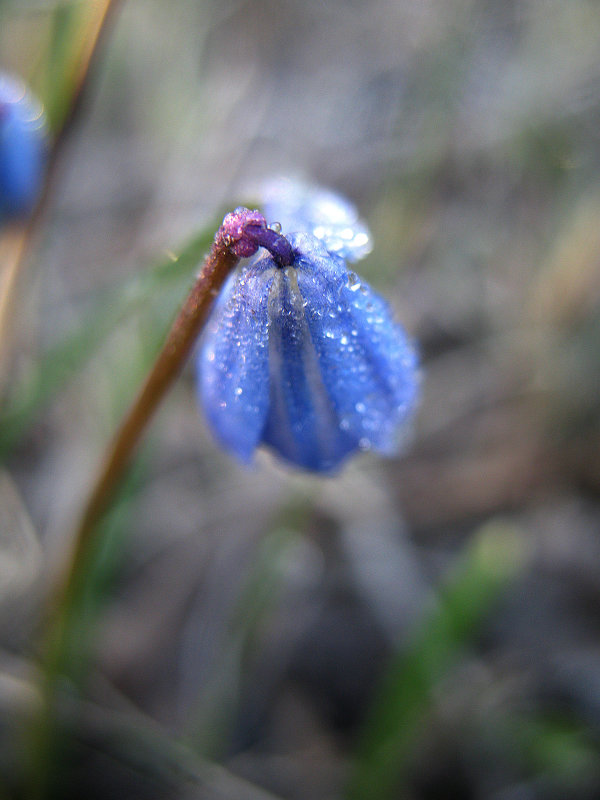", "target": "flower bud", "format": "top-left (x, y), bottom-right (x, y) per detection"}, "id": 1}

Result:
top-left (199, 218), bottom-right (419, 472)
